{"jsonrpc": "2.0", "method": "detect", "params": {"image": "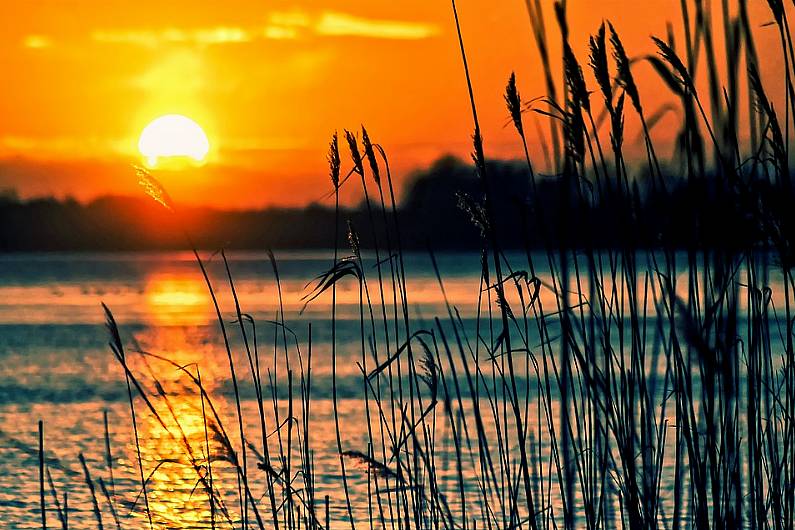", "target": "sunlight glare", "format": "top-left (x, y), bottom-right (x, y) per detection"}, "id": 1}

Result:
top-left (138, 114), bottom-right (210, 167)
top-left (145, 275), bottom-right (211, 325)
